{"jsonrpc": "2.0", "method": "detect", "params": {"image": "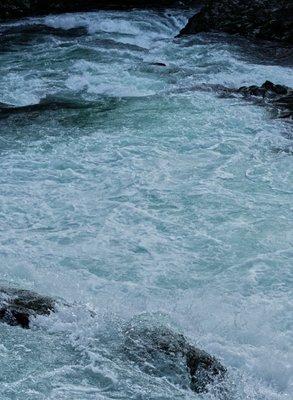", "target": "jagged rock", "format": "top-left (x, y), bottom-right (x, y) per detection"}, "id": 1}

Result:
top-left (177, 81), bottom-right (293, 120)
top-left (238, 80), bottom-right (289, 97)
top-left (123, 324), bottom-right (226, 393)
top-left (237, 81), bottom-right (293, 119)
top-left (0, 1), bottom-right (194, 21)
top-left (0, 287), bottom-right (55, 328)
top-left (180, 0), bottom-right (293, 44)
